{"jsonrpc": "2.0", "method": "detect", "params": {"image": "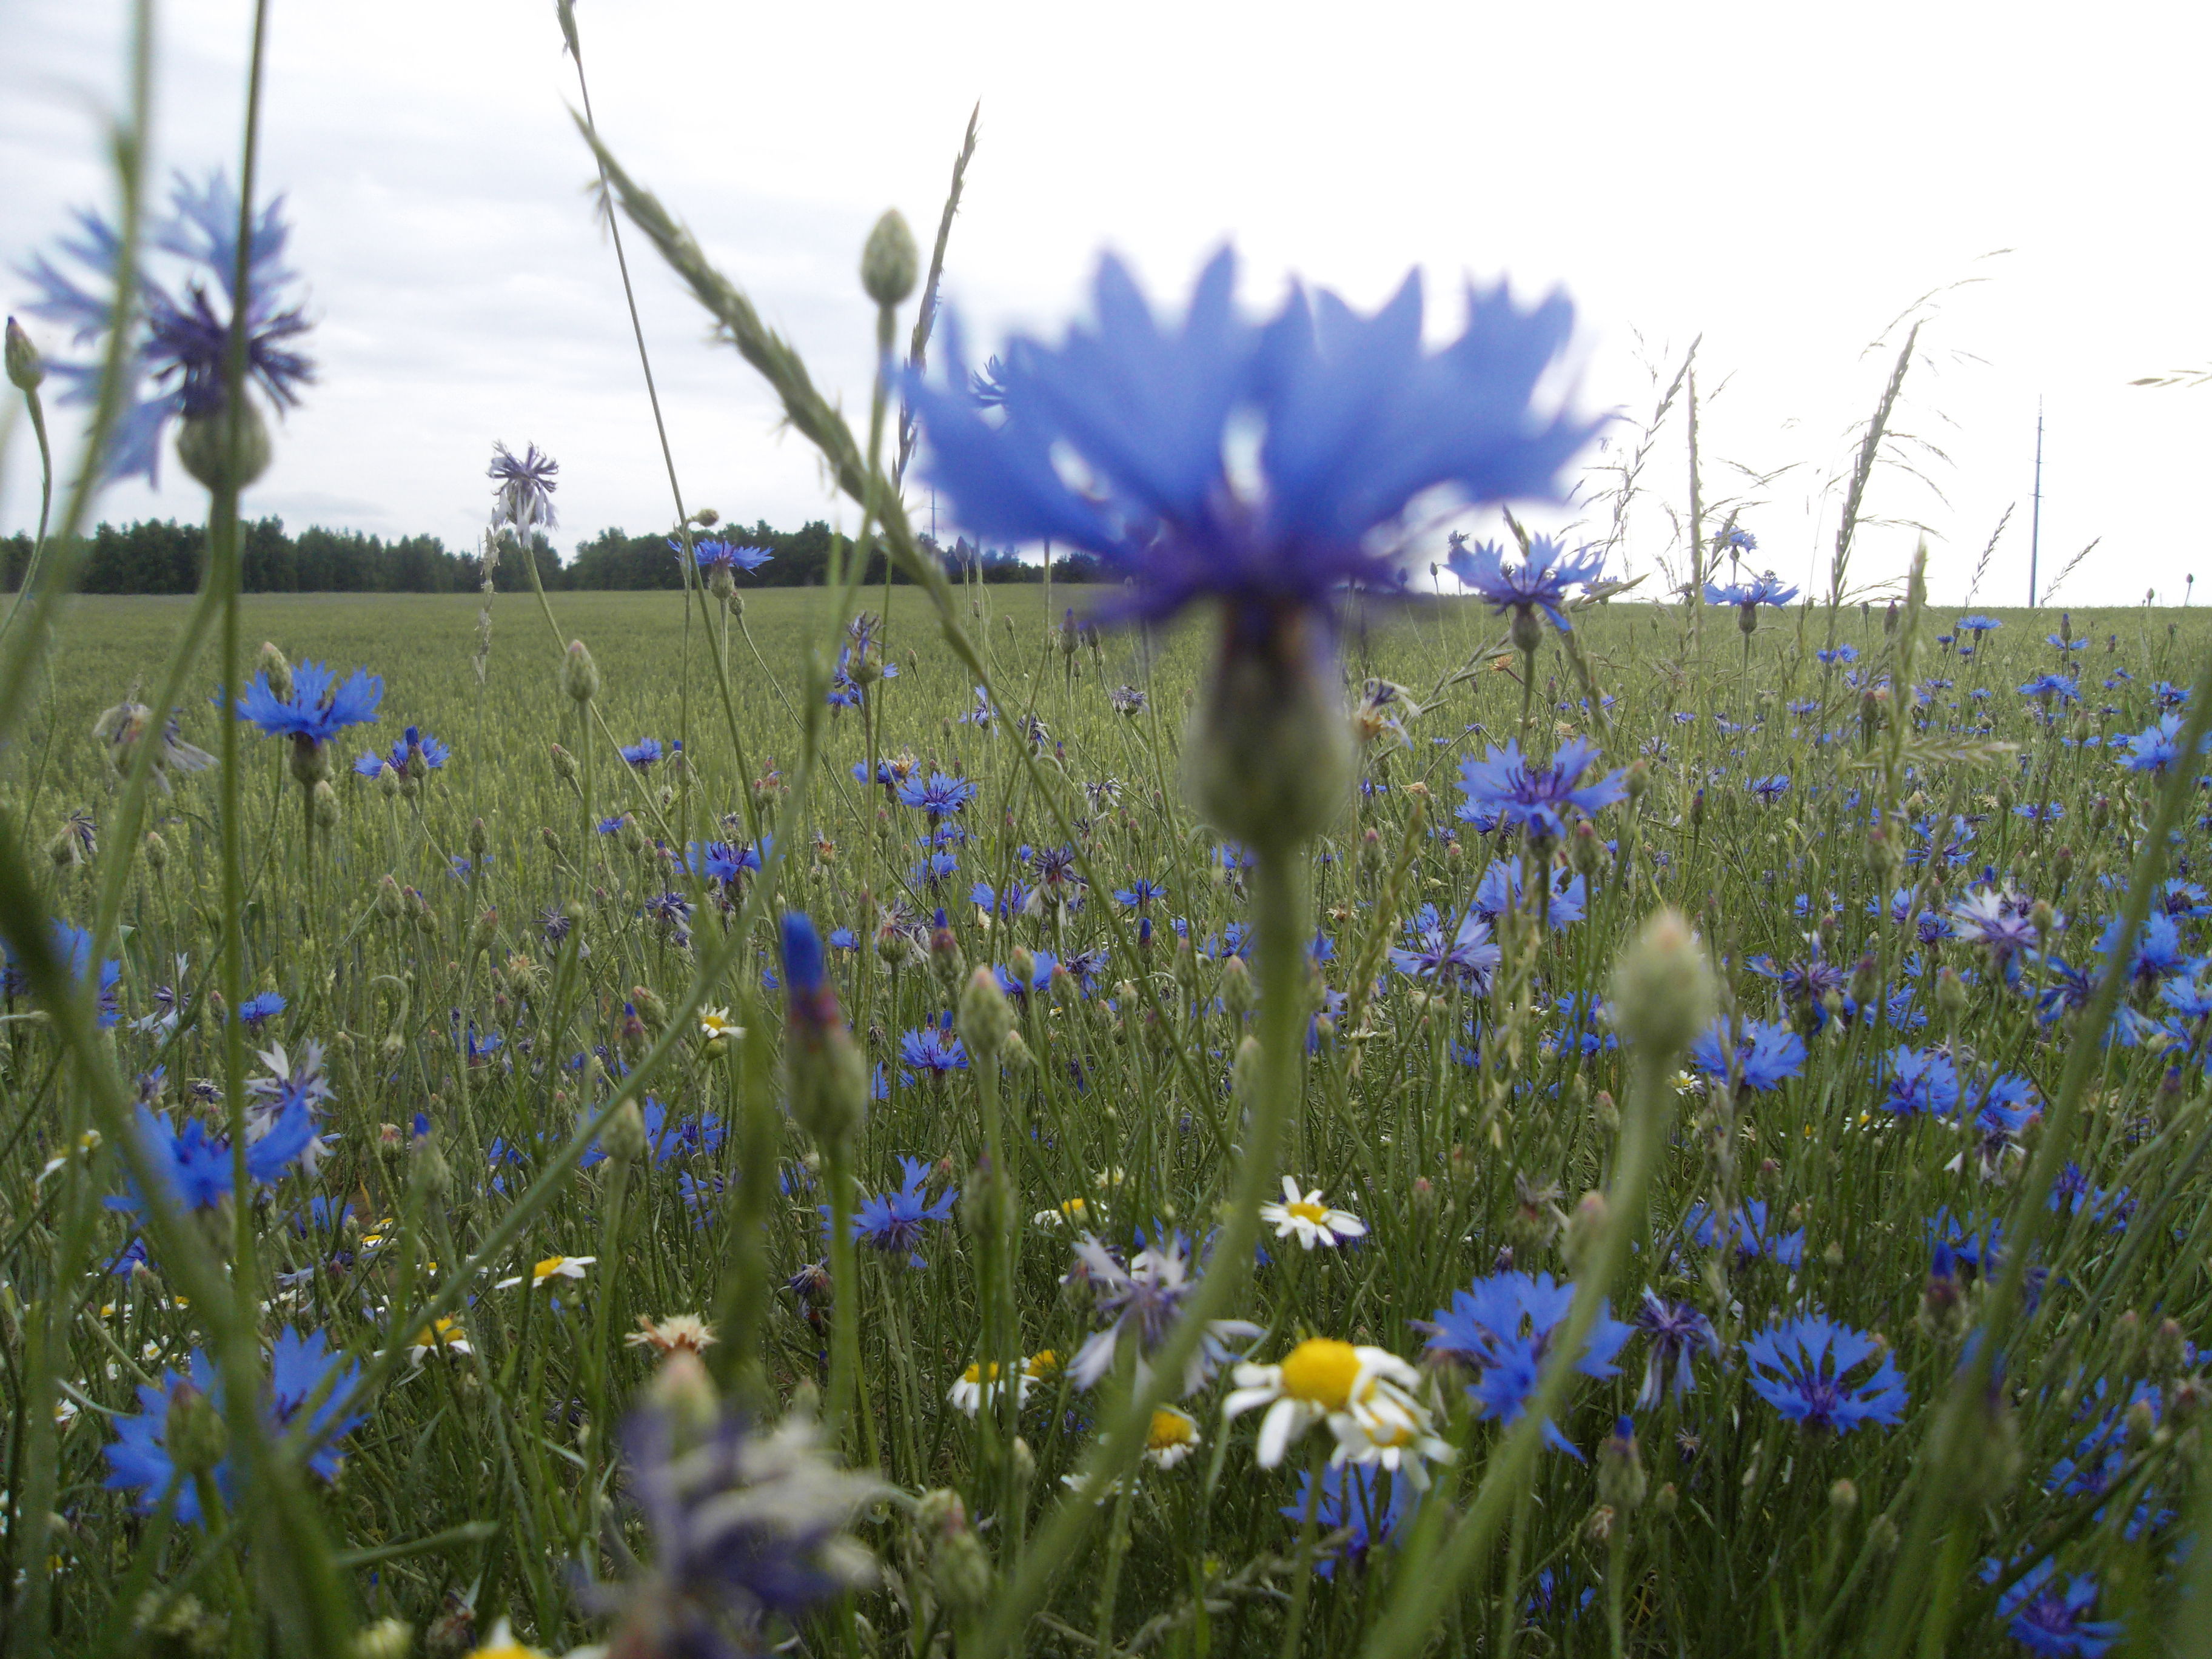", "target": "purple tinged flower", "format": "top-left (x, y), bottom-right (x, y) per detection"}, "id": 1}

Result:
top-left (898, 1021), bottom-right (968, 1074)
top-left (681, 537), bottom-right (773, 575)
top-left (2116, 713), bottom-right (2208, 776)
top-left (620, 737), bottom-right (664, 769)
top-left (21, 171), bottom-right (314, 483)
top-left (1748, 774), bottom-right (1791, 805)
top-left (1688, 1018), bottom-right (1806, 1092)
top-left (589, 1399), bottom-right (882, 1649)
top-left (1423, 1270), bottom-right (1631, 1457)
top-left (896, 771), bottom-right (976, 817)
top-left (1447, 533), bottom-right (1606, 632)
top-left (906, 248), bottom-right (1597, 634)
top-left (1631, 1290), bottom-right (1718, 1408)
top-left (1386, 905), bottom-right (1502, 993)
top-left (1456, 737), bottom-right (1627, 843)
top-left (1880, 1045), bottom-right (1962, 1117)
top-left (488, 441), bottom-right (558, 529)
top-left (234, 660), bottom-right (381, 745)
top-left (1949, 886), bottom-right (2046, 967)
top-left (1740, 1315), bottom-right (1906, 1435)
top-left (352, 725), bottom-right (449, 779)
top-left (1066, 1230), bottom-right (1262, 1395)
